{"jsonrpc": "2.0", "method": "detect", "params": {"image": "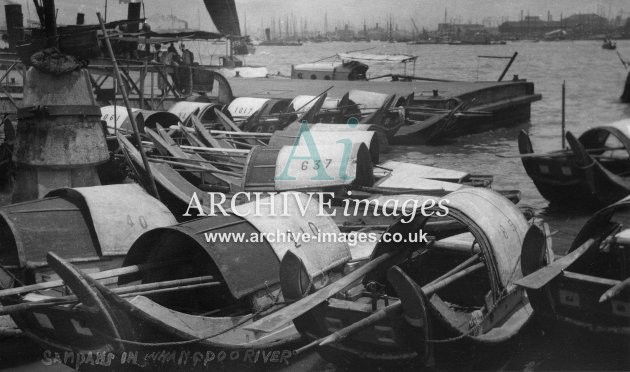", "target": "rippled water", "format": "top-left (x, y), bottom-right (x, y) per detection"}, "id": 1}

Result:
top-left (204, 39), bottom-right (630, 250)
top-left (5, 40), bottom-right (630, 372)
